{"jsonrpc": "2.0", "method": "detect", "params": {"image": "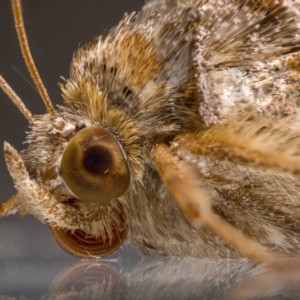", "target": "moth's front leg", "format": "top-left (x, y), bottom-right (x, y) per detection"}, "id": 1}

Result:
top-left (152, 144), bottom-right (299, 269)
top-left (173, 112), bottom-right (300, 177)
